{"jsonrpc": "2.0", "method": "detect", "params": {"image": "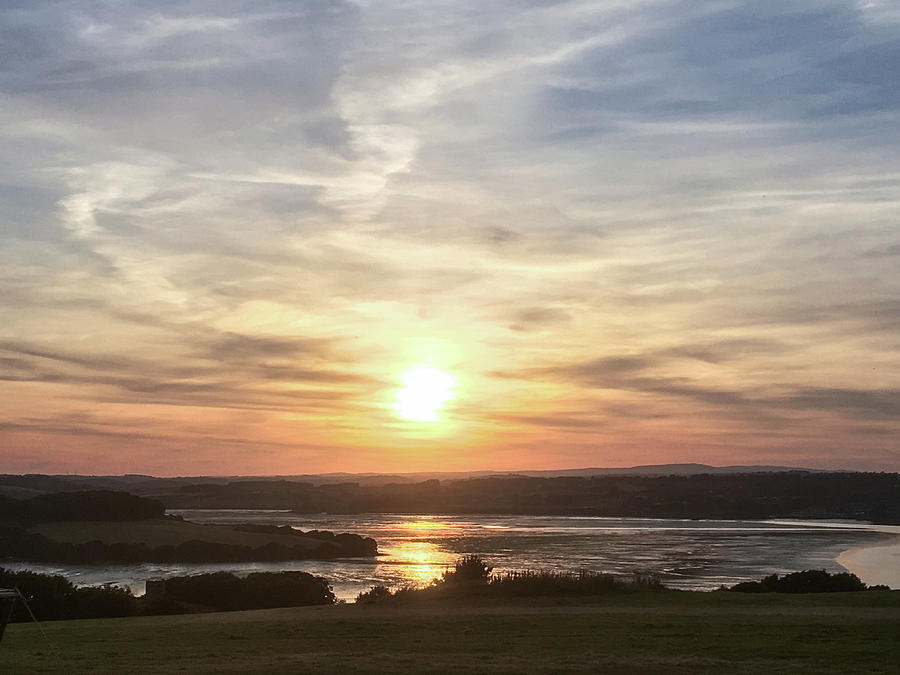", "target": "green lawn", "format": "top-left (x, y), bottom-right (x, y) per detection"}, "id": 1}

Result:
top-left (3, 592), bottom-right (899, 673)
